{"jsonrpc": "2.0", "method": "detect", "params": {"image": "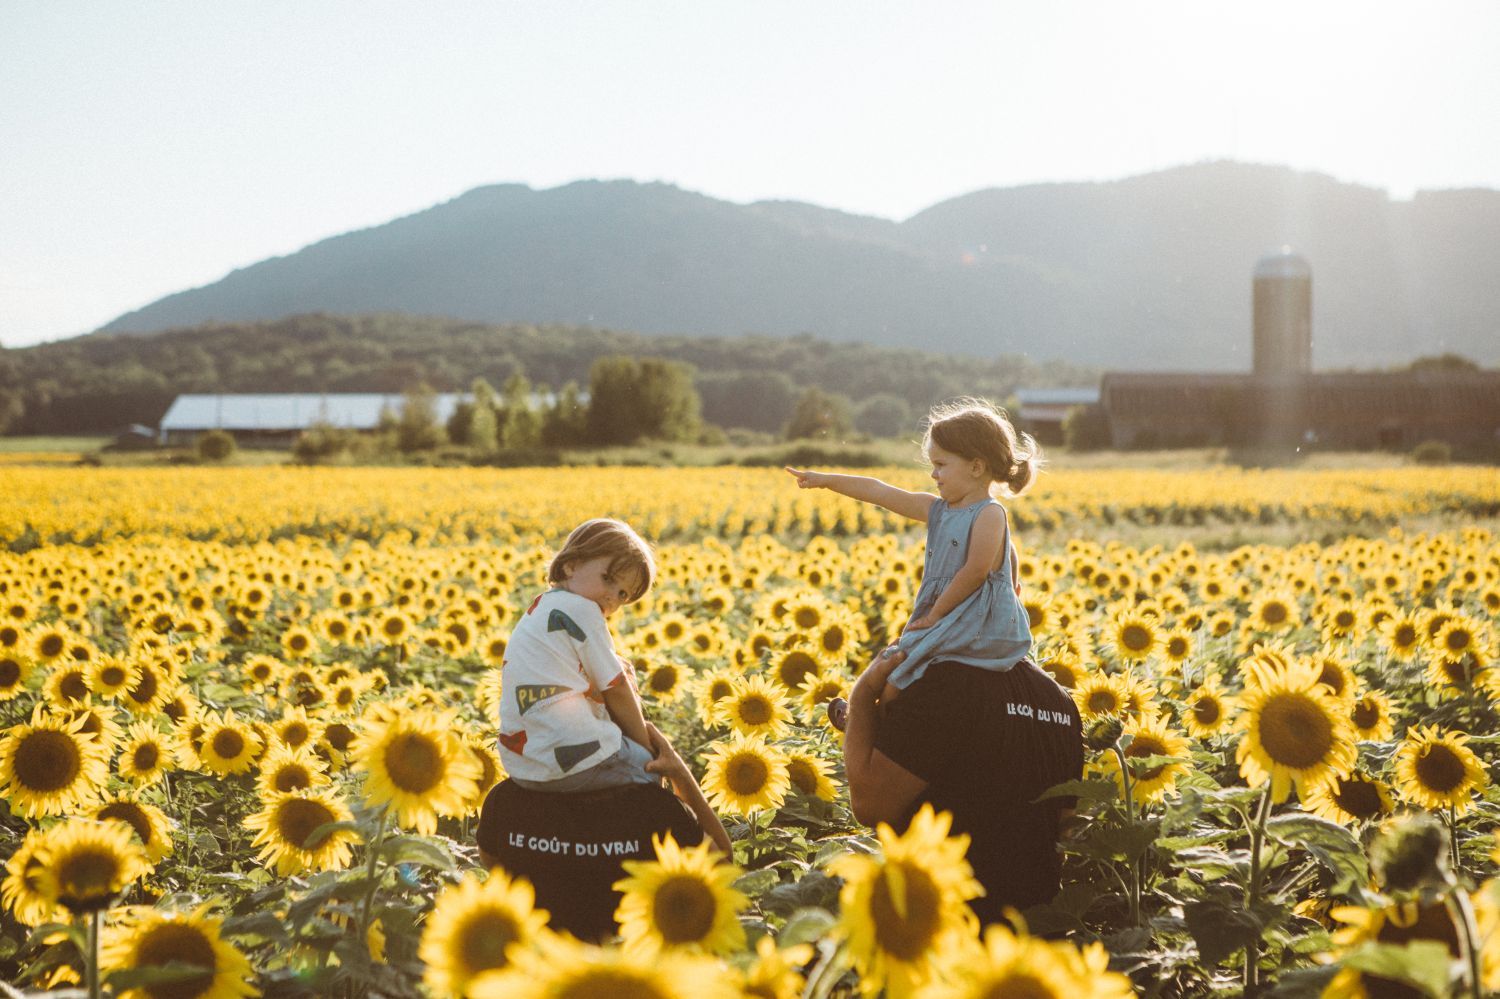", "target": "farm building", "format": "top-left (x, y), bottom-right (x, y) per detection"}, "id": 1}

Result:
top-left (1016, 387), bottom-right (1101, 444)
top-left (1100, 249), bottom-right (1500, 452)
top-left (157, 393), bottom-right (463, 447)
